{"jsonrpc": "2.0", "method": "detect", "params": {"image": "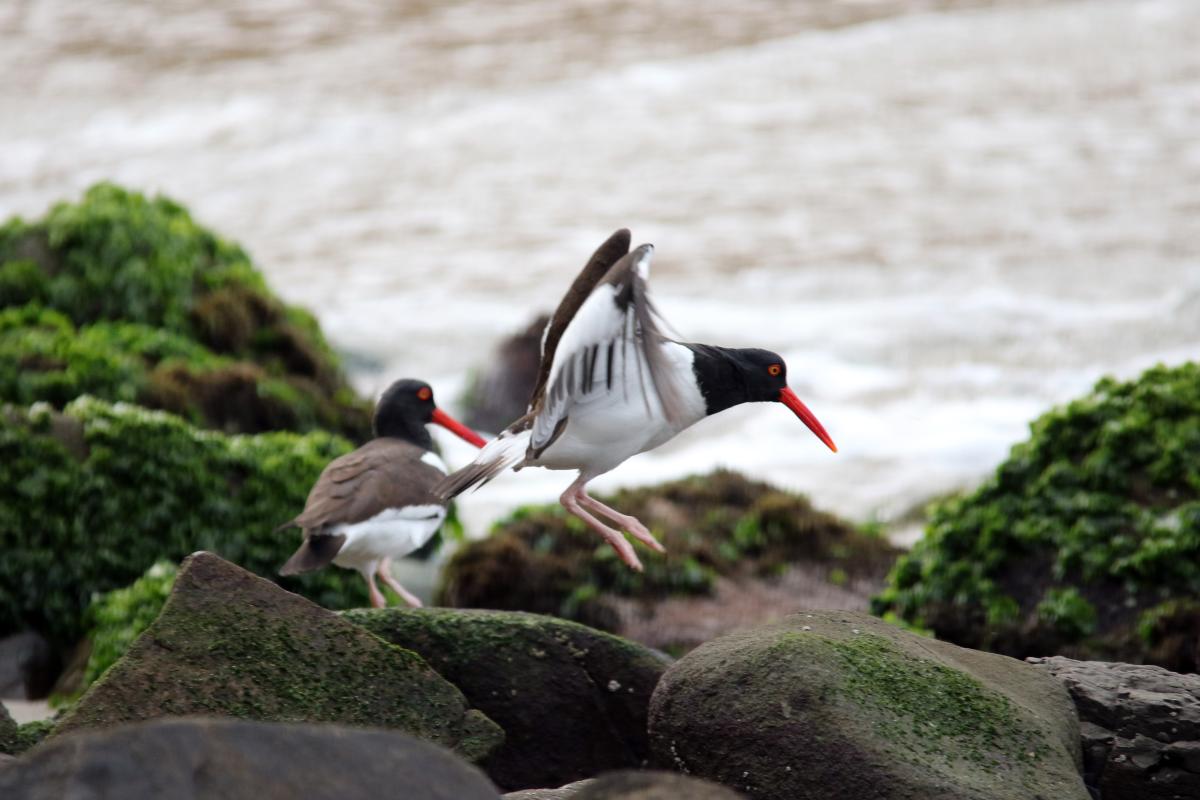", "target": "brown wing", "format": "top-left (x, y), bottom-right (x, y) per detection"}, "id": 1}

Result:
top-left (288, 439), bottom-right (445, 534)
top-left (526, 228), bottom-right (631, 416)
